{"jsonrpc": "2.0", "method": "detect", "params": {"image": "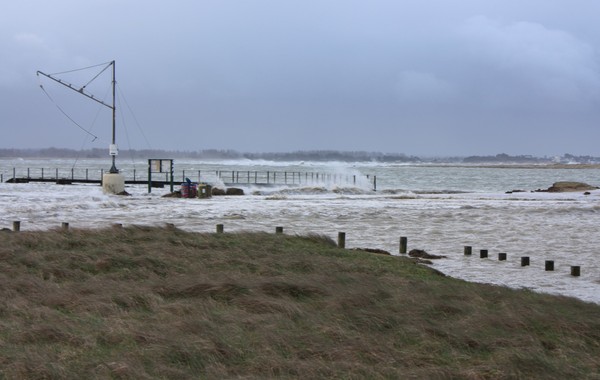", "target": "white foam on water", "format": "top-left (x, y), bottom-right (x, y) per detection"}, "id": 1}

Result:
top-left (1, 161), bottom-right (599, 304)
